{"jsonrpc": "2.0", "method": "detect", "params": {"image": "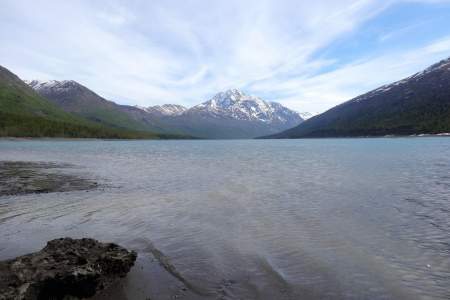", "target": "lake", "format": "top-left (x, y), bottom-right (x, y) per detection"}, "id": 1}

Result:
top-left (0, 138), bottom-right (449, 300)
